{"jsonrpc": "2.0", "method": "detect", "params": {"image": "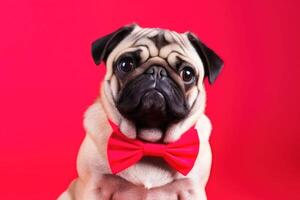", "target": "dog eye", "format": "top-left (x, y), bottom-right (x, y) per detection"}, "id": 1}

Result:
top-left (117, 56), bottom-right (135, 73)
top-left (180, 67), bottom-right (195, 83)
